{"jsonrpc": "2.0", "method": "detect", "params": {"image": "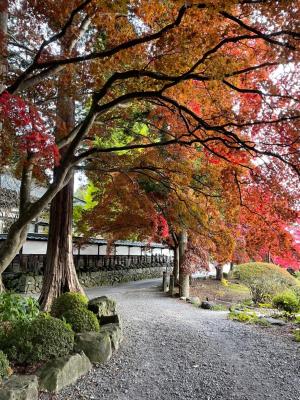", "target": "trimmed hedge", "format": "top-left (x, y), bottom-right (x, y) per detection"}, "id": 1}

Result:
top-left (51, 292), bottom-right (88, 318)
top-left (0, 313), bottom-right (74, 365)
top-left (62, 306), bottom-right (100, 333)
top-left (234, 262), bottom-right (298, 303)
